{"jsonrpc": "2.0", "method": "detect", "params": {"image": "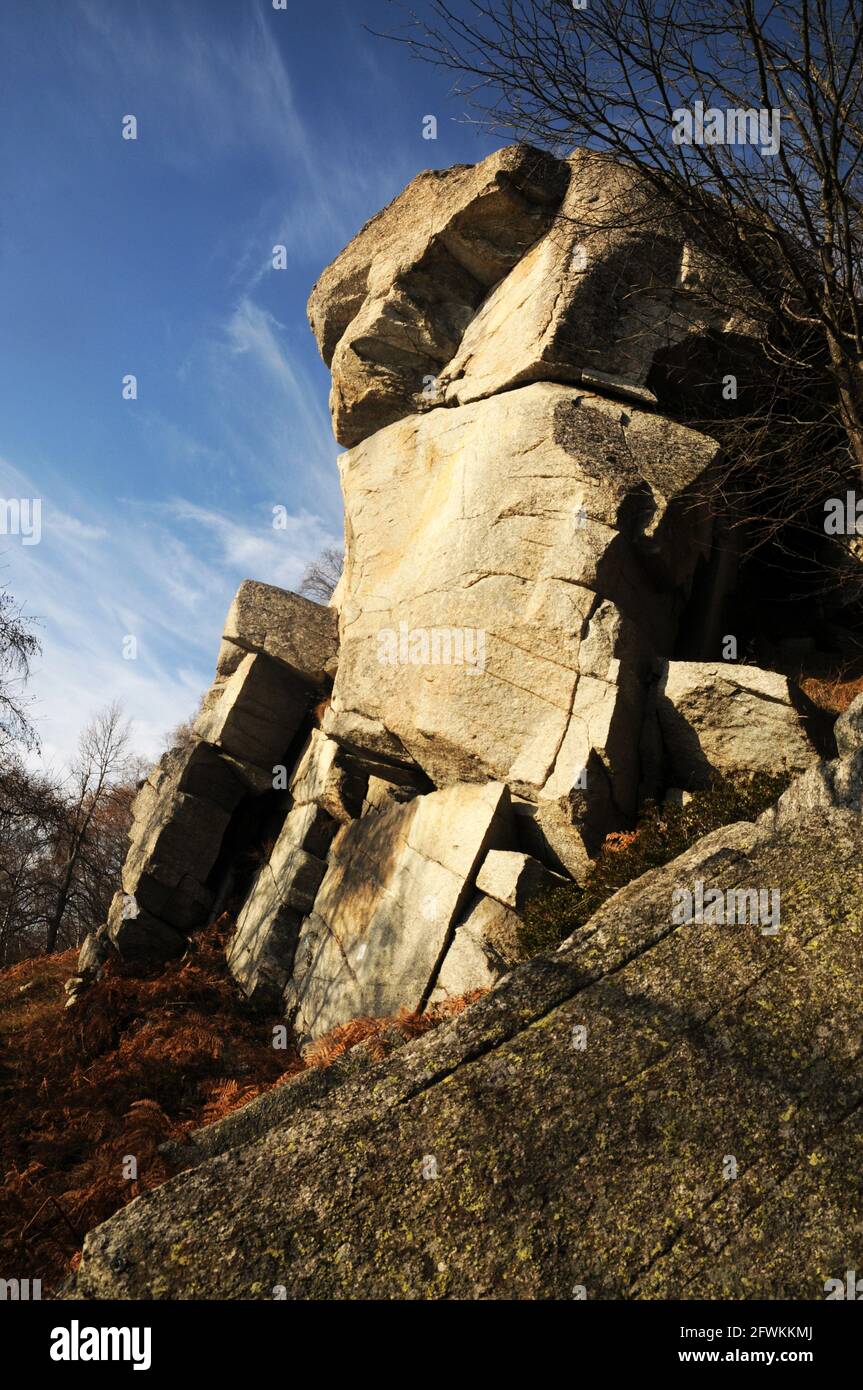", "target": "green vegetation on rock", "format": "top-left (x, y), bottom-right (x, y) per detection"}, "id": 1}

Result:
top-left (519, 771), bottom-right (792, 958)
